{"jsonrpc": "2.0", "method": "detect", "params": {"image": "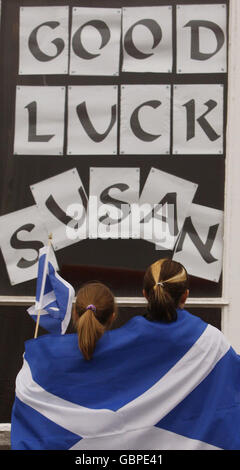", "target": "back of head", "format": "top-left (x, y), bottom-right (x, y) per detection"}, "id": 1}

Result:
top-left (143, 258), bottom-right (189, 322)
top-left (72, 282), bottom-right (117, 361)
